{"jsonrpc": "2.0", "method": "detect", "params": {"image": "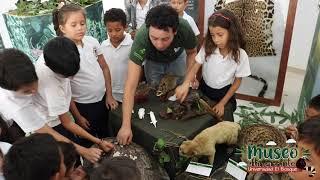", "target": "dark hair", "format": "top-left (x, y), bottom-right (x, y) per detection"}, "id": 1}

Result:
top-left (205, 9), bottom-right (246, 62)
top-left (298, 118), bottom-right (320, 154)
top-left (0, 116), bottom-right (25, 144)
top-left (52, 4), bottom-right (86, 36)
top-left (145, 5), bottom-right (179, 32)
top-left (43, 36), bottom-right (80, 77)
top-left (309, 94), bottom-right (320, 112)
top-left (3, 133), bottom-right (61, 180)
top-left (57, 141), bottom-right (78, 174)
top-left (103, 8), bottom-right (127, 27)
top-left (90, 157), bottom-right (141, 180)
top-left (0, 49), bottom-right (38, 91)
top-left (0, 116), bottom-right (14, 143)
